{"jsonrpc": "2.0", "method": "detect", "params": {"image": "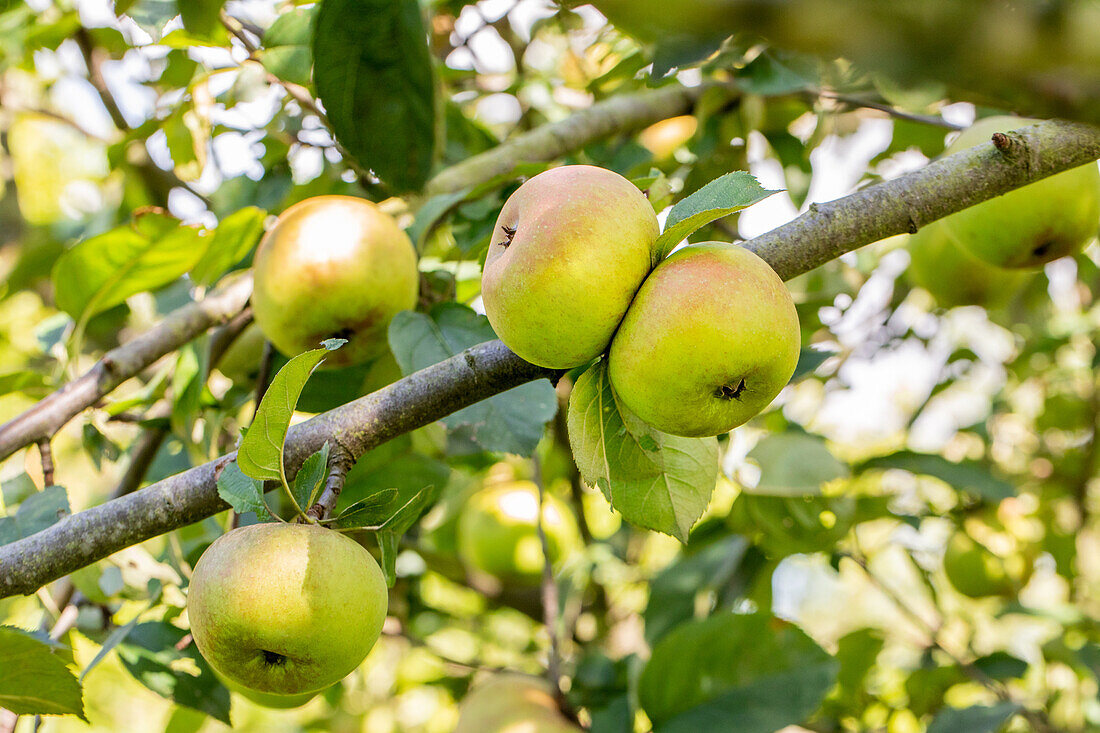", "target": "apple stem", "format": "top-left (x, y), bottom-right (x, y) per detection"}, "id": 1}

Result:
top-left (36, 438), bottom-right (55, 488)
top-left (306, 445), bottom-right (355, 521)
